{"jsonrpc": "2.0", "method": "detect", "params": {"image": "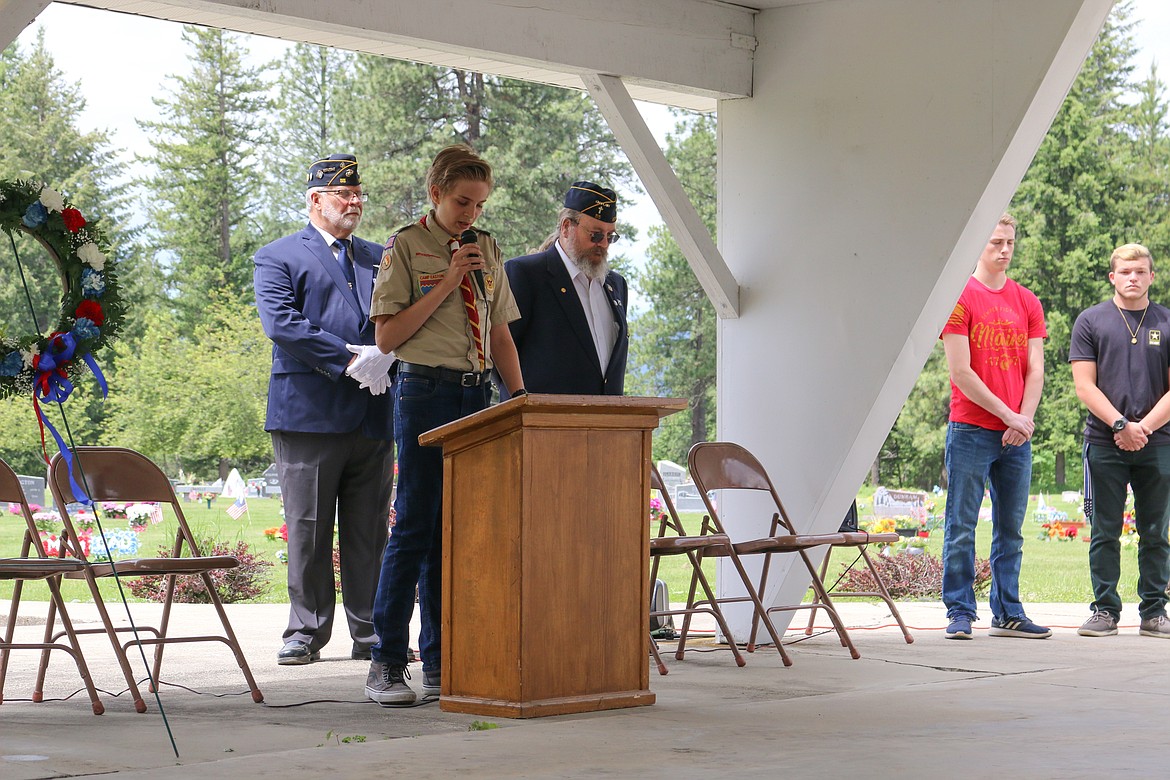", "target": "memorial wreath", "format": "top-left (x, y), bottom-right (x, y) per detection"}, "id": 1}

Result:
top-left (0, 177), bottom-right (122, 402)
